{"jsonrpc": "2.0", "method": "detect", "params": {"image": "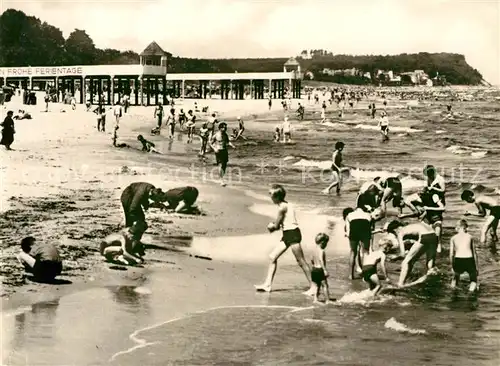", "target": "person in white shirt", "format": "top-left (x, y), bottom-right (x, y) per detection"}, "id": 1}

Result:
top-left (255, 184), bottom-right (311, 293)
top-left (378, 111), bottom-right (389, 141)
